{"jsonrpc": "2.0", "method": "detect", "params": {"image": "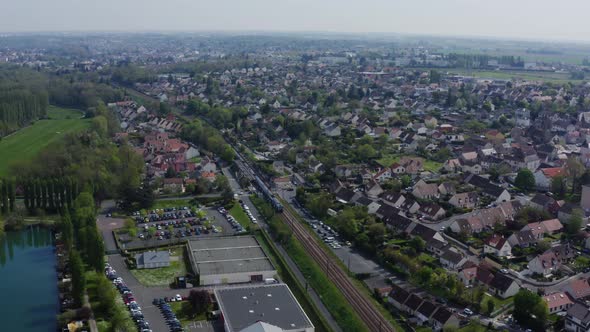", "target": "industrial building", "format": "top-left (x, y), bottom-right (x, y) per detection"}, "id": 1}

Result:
top-left (187, 236), bottom-right (276, 285)
top-left (215, 284), bottom-right (314, 332)
top-left (135, 251), bottom-right (170, 269)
